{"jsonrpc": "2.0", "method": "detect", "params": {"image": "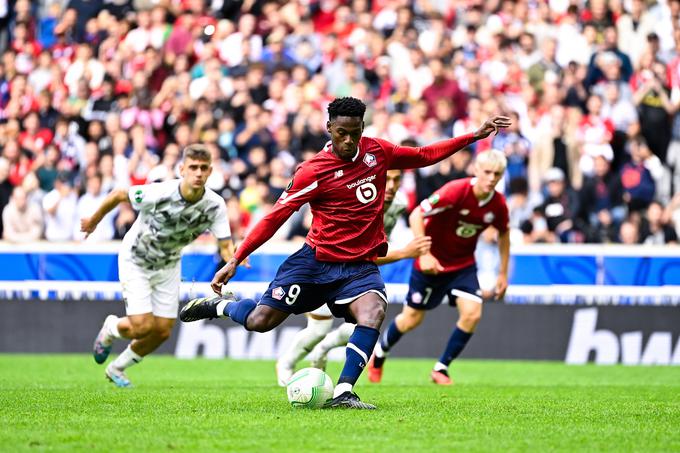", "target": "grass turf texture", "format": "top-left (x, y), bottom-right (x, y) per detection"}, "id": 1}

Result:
top-left (1, 356), bottom-right (678, 452)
